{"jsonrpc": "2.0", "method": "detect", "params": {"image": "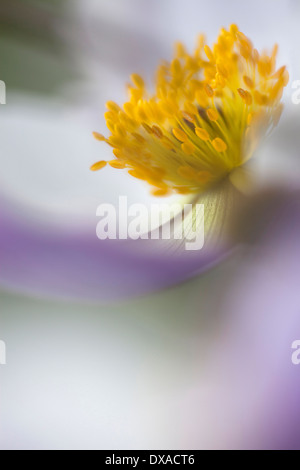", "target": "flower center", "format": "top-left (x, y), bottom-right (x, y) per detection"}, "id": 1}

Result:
top-left (91, 24), bottom-right (288, 197)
